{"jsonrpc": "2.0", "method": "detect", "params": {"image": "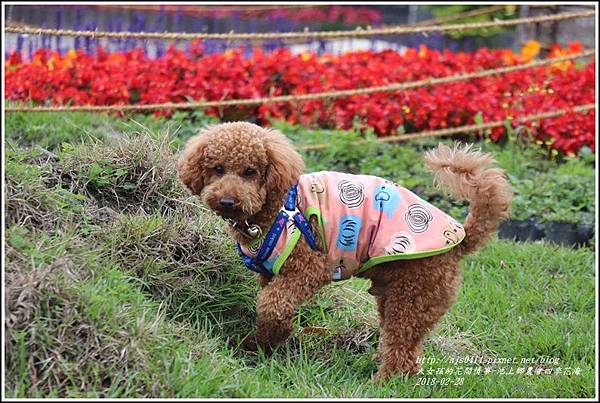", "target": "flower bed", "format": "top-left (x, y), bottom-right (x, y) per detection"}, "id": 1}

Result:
top-left (188, 5), bottom-right (384, 26)
top-left (5, 41), bottom-right (595, 155)
top-left (90, 4), bottom-right (384, 27)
